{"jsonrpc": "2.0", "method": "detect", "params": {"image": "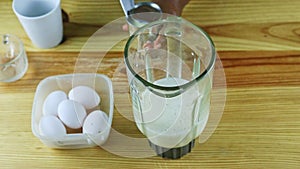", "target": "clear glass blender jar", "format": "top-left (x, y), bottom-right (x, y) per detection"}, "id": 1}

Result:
top-left (124, 15), bottom-right (216, 159)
